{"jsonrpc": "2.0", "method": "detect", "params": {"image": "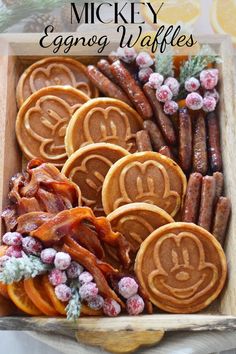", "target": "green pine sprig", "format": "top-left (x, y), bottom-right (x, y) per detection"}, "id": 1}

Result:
top-left (66, 280), bottom-right (81, 321)
top-left (0, 253), bottom-right (50, 284)
top-left (155, 49), bottom-right (174, 78)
